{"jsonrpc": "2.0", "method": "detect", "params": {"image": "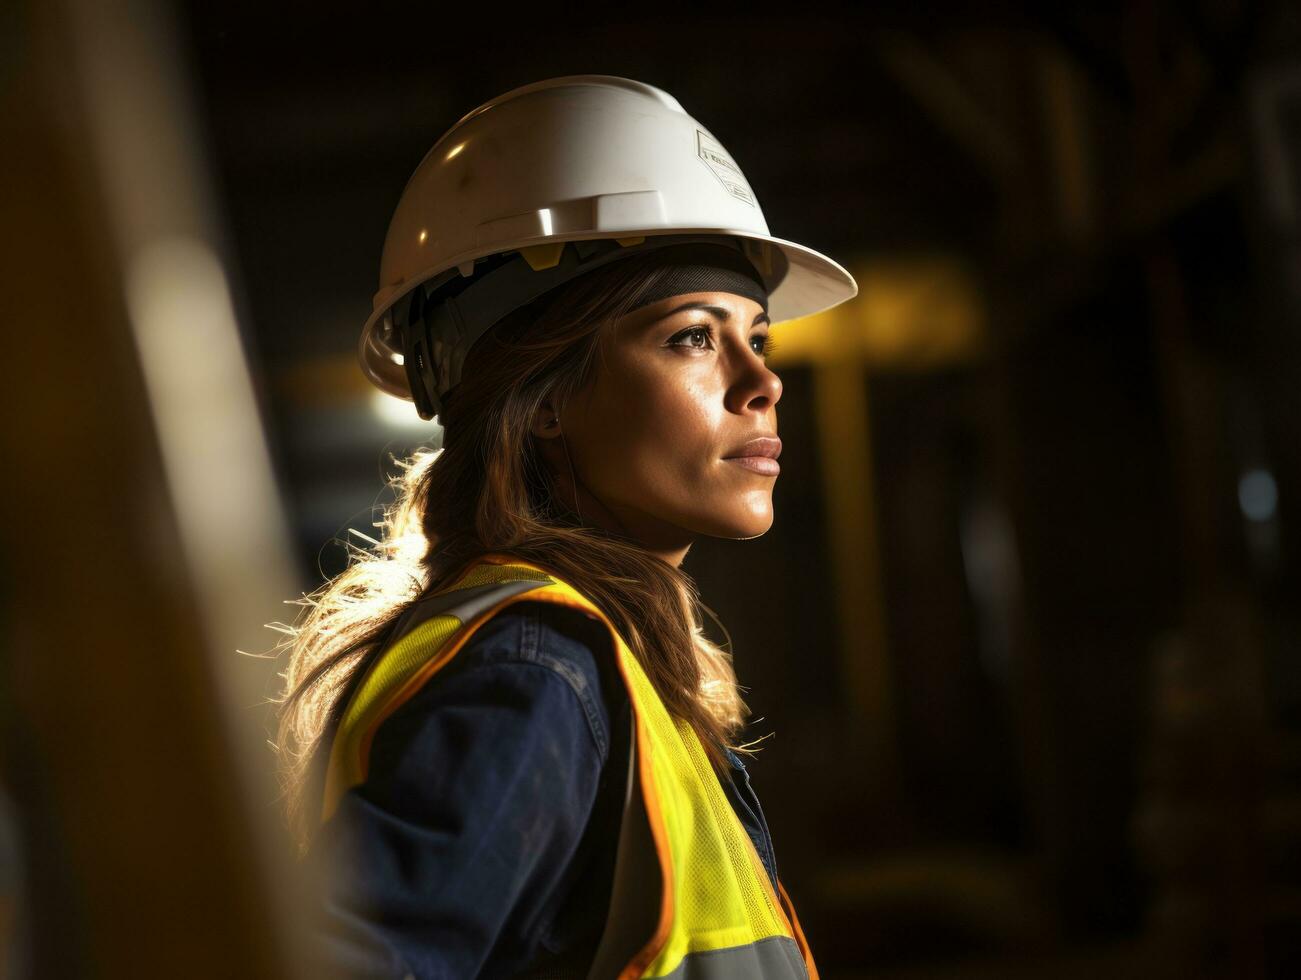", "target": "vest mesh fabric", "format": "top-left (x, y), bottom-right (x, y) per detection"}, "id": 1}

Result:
top-left (610, 617), bottom-right (792, 976)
